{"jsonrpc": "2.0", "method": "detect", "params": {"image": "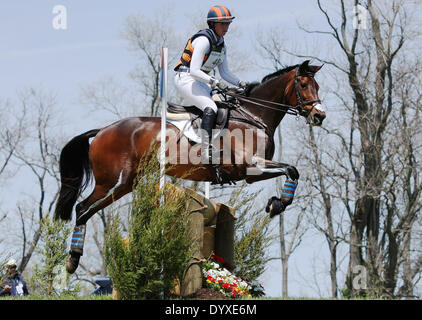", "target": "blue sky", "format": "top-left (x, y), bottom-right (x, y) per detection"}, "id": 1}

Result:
top-left (0, 0), bottom-right (334, 139)
top-left (1, 0), bottom-right (341, 297)
top-left (1, 0), bottom-right (327, 107)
